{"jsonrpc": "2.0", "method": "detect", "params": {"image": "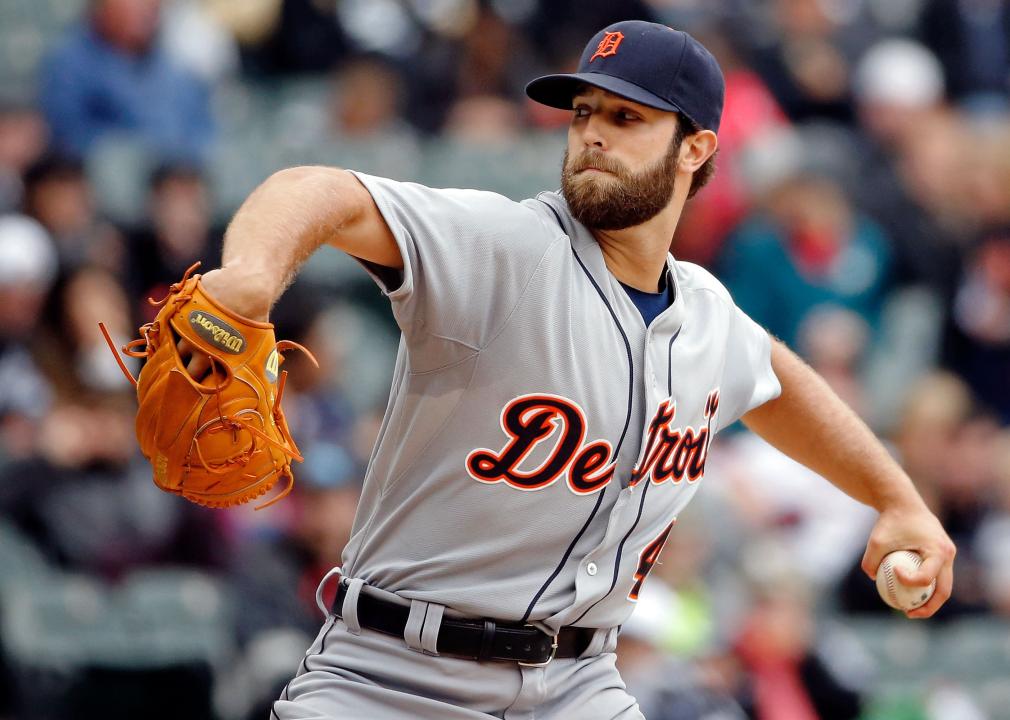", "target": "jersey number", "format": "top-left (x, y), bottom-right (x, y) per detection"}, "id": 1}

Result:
top-left (629, 521), bottom-right (675, 601)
